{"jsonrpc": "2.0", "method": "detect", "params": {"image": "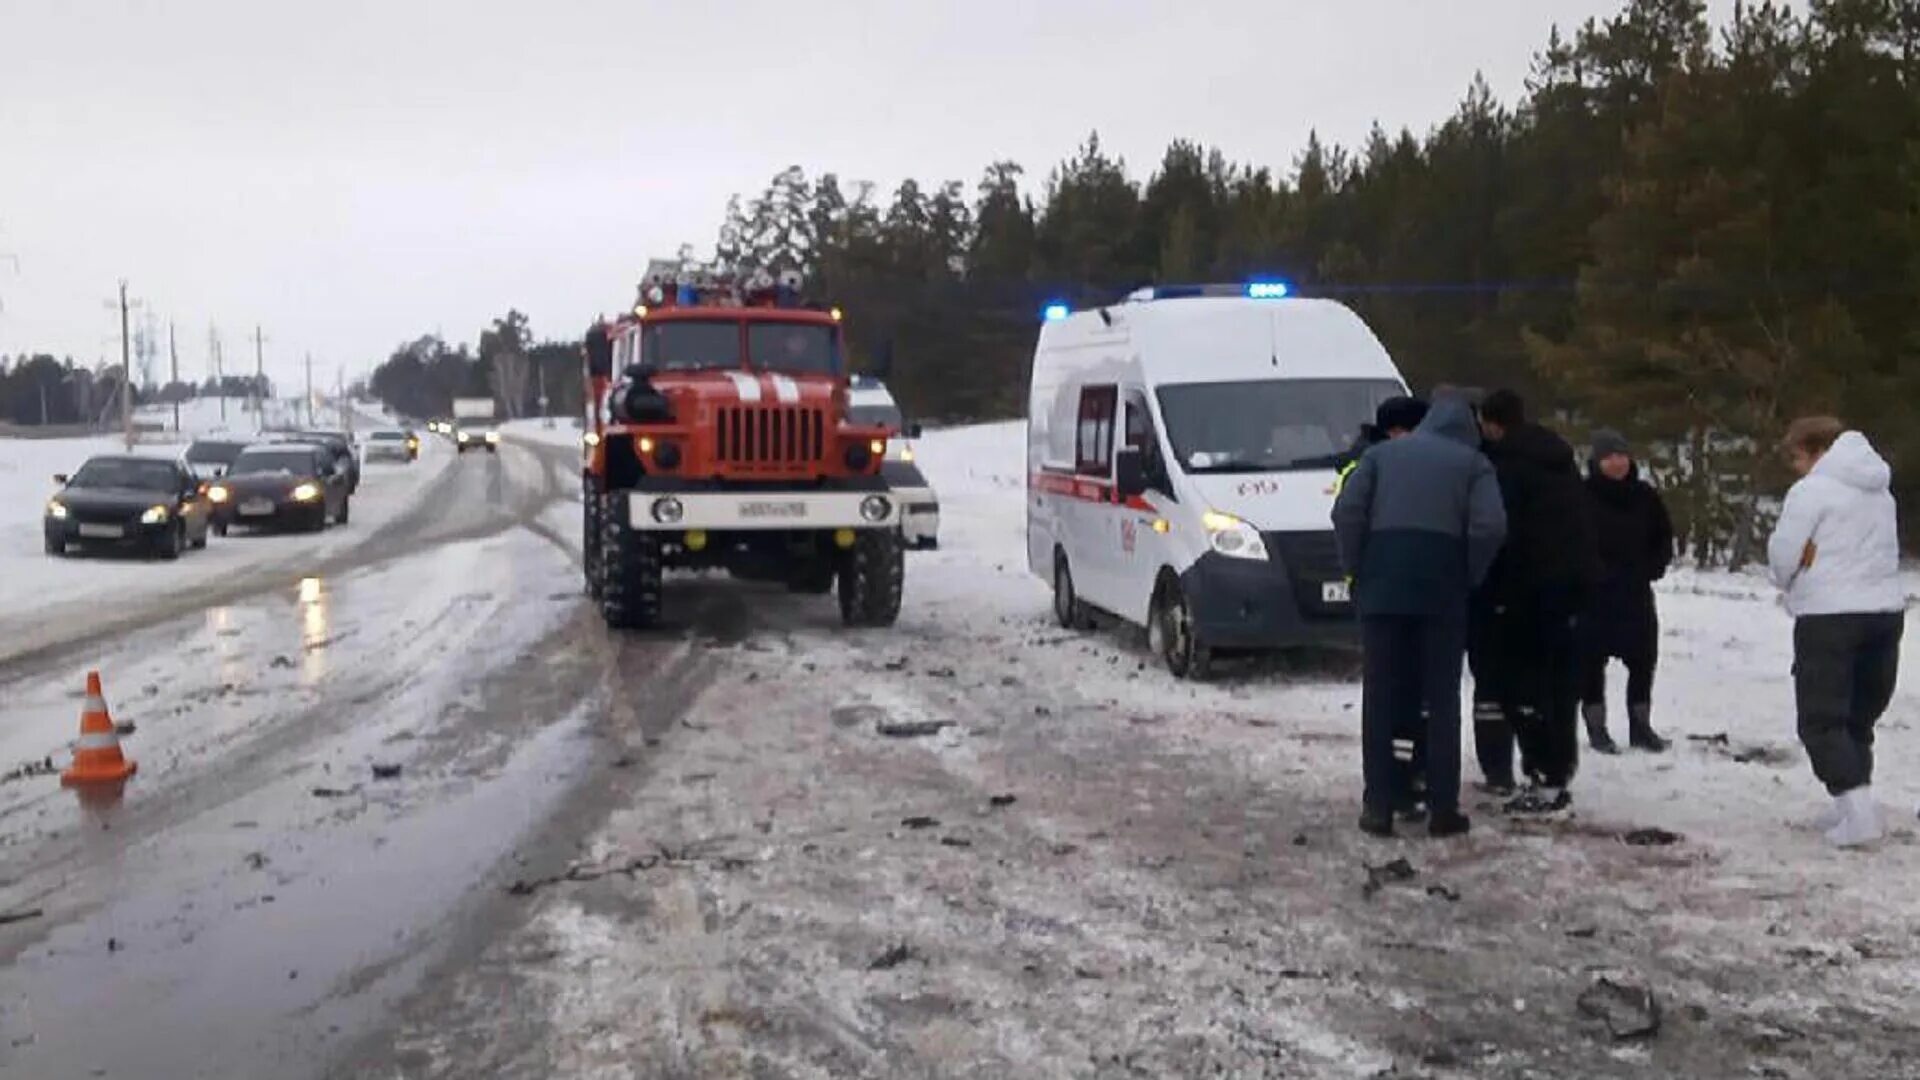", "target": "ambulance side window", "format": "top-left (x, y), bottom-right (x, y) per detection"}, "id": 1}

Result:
top-left (1124, 391), bottom-right (1172, 498)
top-left (1075, 385), bottom-right (1117, 476)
